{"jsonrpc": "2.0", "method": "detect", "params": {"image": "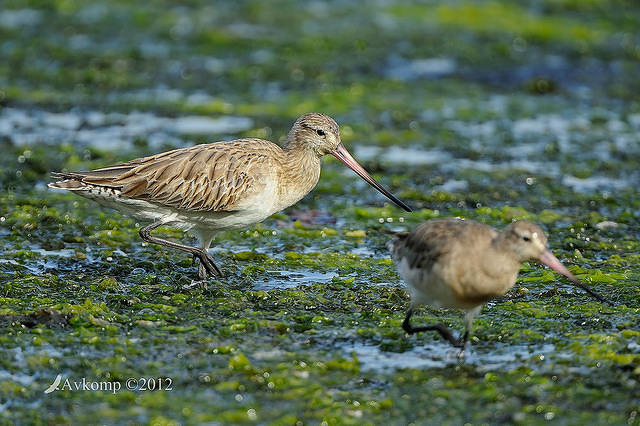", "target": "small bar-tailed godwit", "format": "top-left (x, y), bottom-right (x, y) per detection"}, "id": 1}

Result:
top-left (50, 113), bottom-right (412, 279)
top-left (390, 218), bottom-right (606, 355)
